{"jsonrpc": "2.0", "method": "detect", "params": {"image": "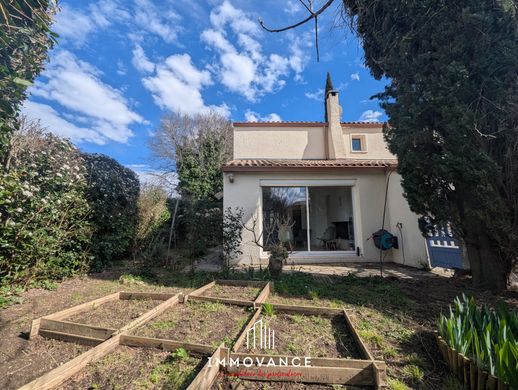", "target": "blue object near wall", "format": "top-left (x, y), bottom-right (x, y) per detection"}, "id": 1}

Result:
top-left (427, 236), bottom-right (462, 269)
